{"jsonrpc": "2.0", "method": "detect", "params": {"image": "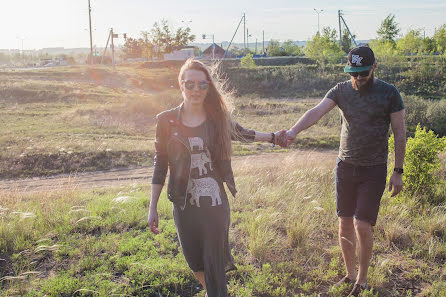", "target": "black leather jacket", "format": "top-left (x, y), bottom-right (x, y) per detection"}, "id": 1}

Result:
top-left (151, 104), bottom-right (255, 209)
